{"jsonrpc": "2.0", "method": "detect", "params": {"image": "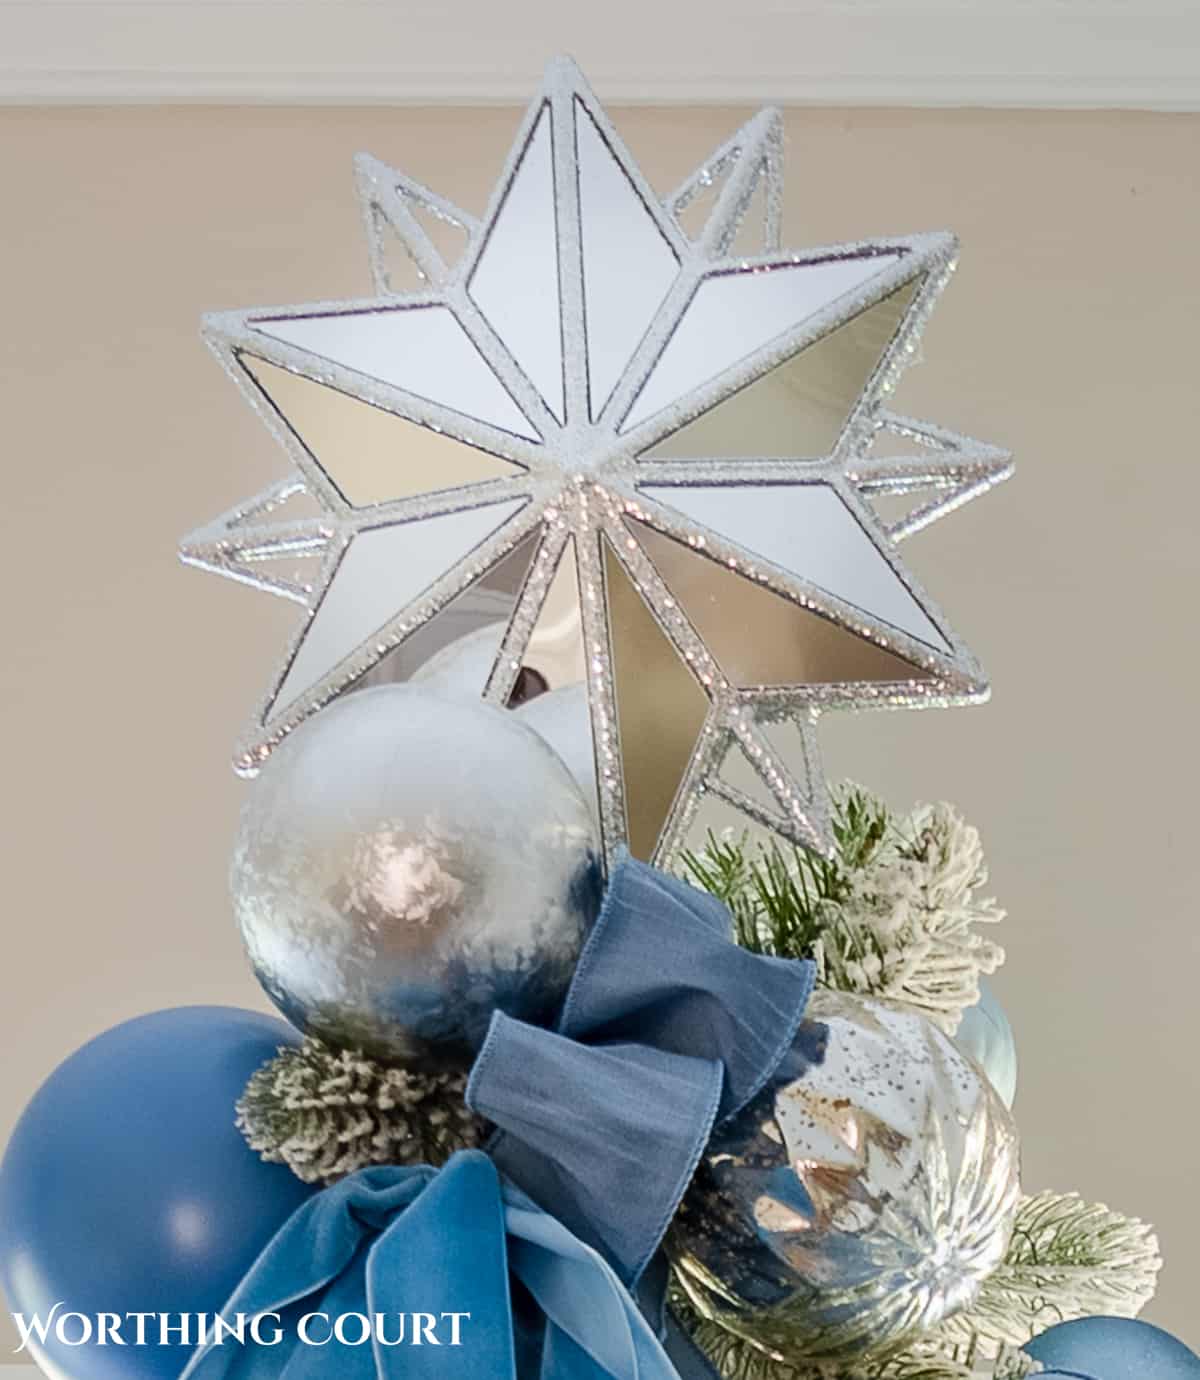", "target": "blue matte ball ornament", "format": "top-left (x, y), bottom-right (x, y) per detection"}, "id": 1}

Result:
top-left (1024, 1316), bottom-right (1200, 1380)
top-left (954, 977), bottom-right (1017, 1107)
top-left (0, 1007), bottom-right (316, 1380)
